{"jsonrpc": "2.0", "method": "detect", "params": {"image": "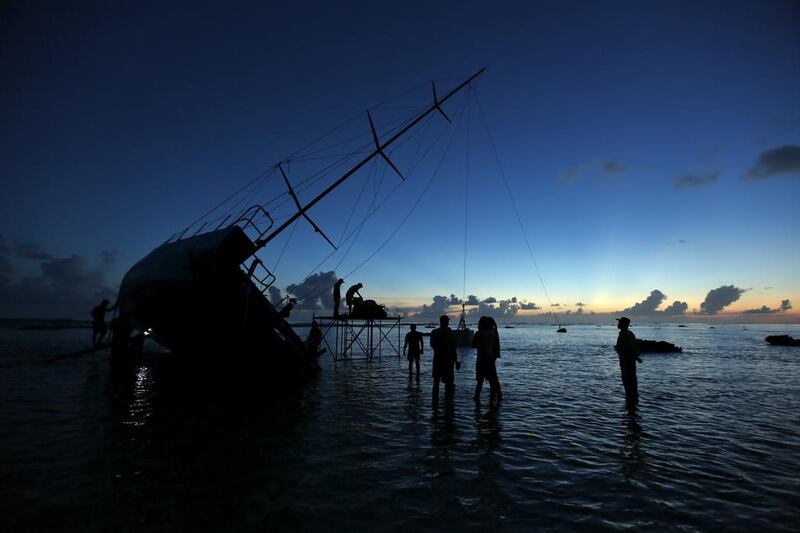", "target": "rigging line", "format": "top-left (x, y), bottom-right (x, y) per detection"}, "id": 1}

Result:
top-left (372, 157), bottom-right (390, 215)
top-left (288, 111), bottom-right (413, 161)
top-left (272, 218), bottom-right (299, 271)
top-left (403, 90), bottom-right (469, 178)
top-left (291, 97), bottom-right (467, 304)
top-left (291, 149), bottom-right (366, 195)
top-left (463, 90), bottom-right (471, 303)
top-left (200, 174), bottom-right (267, 229)
top-left (472, 87), bottom-right (562, 326)
top-left (291, 160), bottom-right (380, 303)
top-left (219, 171), bottom-right (272, 222)
top-left (283, 112), bottom-right (368, 162)
top-left (284, 81), bottom-right (427, 162)
top-left (277, 111), bottom-right (421, 219)
top-left (338, 158), bottom-right (377, 244)
top-left (337, 90), bottom-right (470, 287)
top-left (405, 109), bottom-right (436, 177)
top-left (285, 149), bottom-right (373, 163)
top-left (285, 110), bottom-right (420, 204)
top-left (182, 168), bottom-right (275, 231)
